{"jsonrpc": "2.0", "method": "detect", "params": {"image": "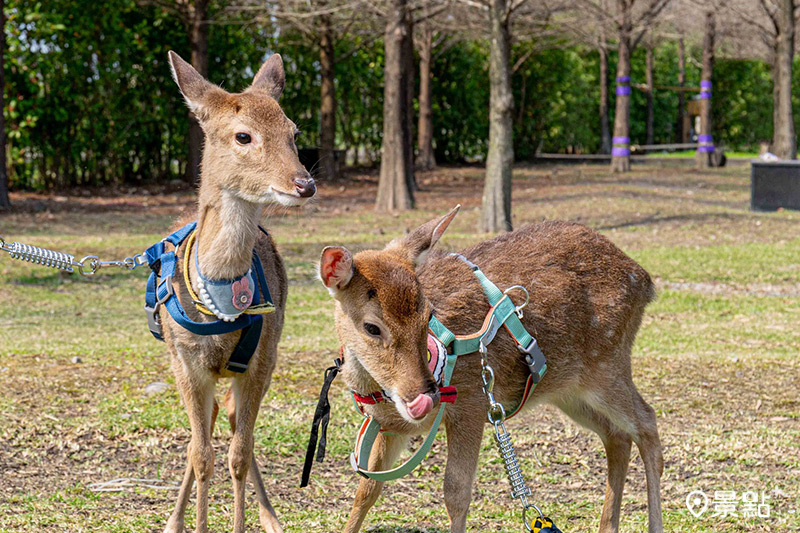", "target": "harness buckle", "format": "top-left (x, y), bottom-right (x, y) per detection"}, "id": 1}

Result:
top-left (145, 304), bottom-right (163, 340)
top-left (518, 338), bottom-right (547, 384)
top-left (145, 275), bottom-right (175, 341)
